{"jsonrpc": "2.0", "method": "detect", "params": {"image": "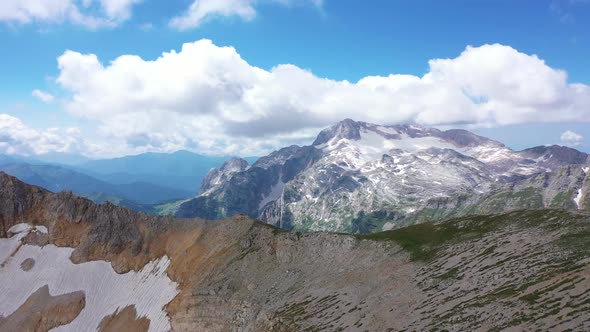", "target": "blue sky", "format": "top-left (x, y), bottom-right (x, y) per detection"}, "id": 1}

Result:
top-left (0, 0), bottom-right (589, 157)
